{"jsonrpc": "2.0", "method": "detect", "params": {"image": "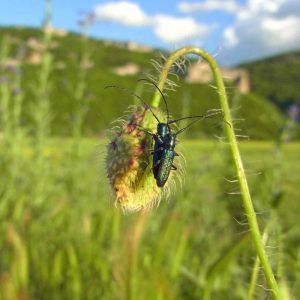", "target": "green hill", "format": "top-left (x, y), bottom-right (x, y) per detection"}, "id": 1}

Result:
top-left (242, 51), bottom-right (300, 109)
top-left (0, 26), bottom-right (289, 139)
